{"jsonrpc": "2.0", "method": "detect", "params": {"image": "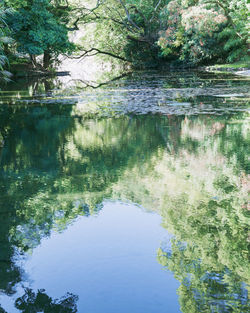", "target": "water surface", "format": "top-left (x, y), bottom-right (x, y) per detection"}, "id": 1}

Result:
top-left (0, 71), bottom-right (249, 312)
